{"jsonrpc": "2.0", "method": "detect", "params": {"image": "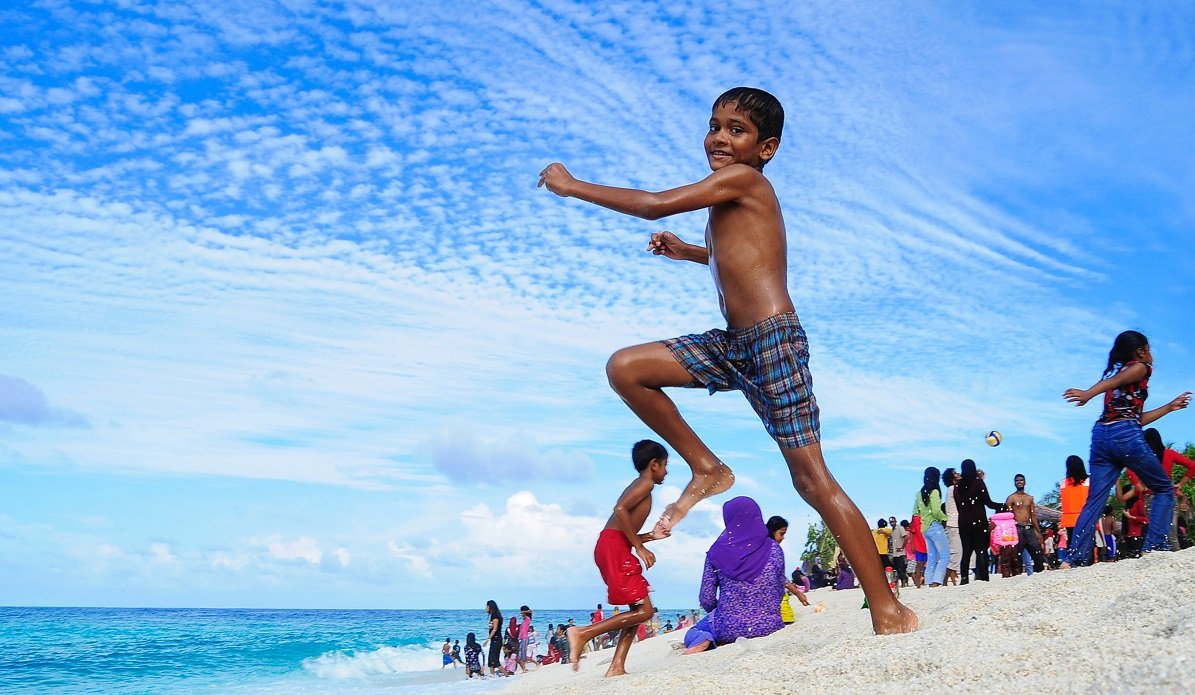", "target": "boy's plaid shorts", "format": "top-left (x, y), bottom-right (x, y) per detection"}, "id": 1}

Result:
top-left (663, 312), bottom-right (820, 449)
